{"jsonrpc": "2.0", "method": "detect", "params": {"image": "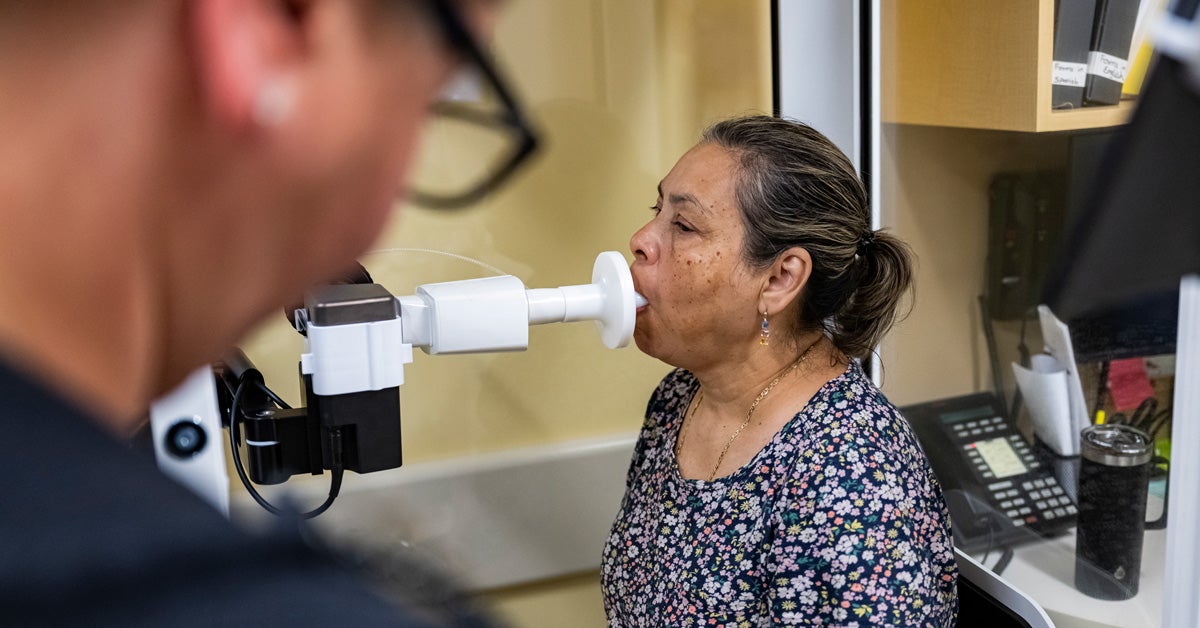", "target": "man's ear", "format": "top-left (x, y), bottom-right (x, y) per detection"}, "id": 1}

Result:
top-left (189, 0), bottom-right (307, 131)
top-left (759, 246), bottom-right (812, 315)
